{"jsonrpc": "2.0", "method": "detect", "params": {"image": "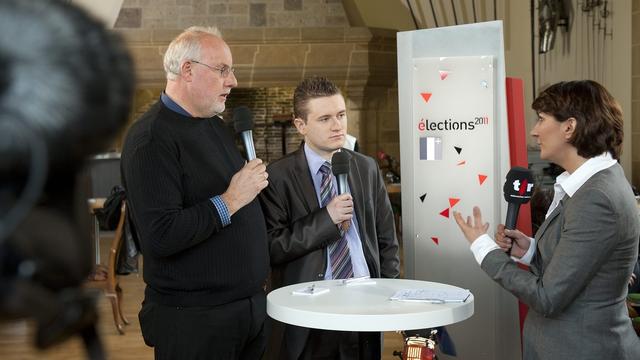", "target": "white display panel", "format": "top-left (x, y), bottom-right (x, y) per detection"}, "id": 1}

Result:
top-left (397, 22), bottom-right (521, 360)
top-left (411, 55), bottom-right (496, 280)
